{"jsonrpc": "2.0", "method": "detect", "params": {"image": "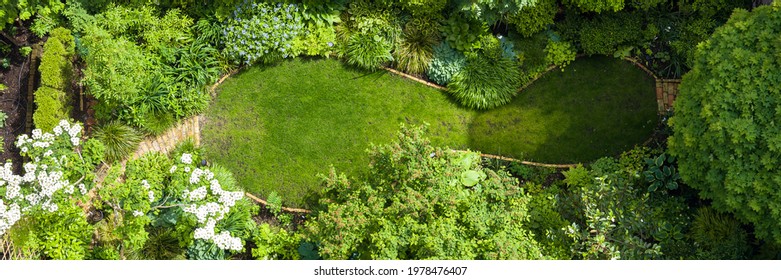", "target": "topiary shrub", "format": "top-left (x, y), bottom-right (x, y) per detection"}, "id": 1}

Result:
top-left (39, 38), bottom-right (71, 91)
top-left (92, 121), bottom-right (143, 163)
top-left (32, 87), bottom-right (69, 132)
top-left (49, 27), bottom-right (75, 57)
top-left (507, 0), bottom-right (558, 38)
top-left (426, 42), bottom-right (465, 85)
